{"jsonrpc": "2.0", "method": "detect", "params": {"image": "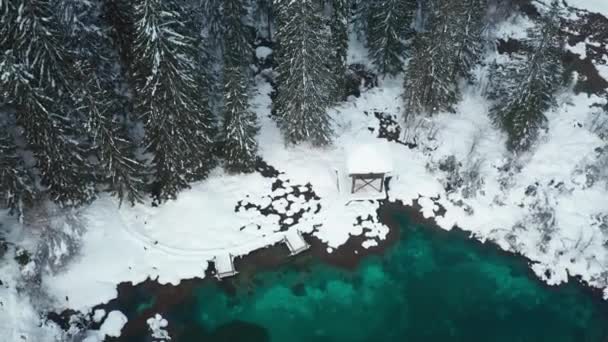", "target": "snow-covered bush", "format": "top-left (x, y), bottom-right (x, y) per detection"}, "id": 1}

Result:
top-left (495, 157), bottom-right (522, 192)
top-left (59, 313), bottom-right (92, 342)
top-left (344, 63), bottom-right (378, 99)
top-left (0, 236), bottom-right (7, 260)
top-left (504, 230), bottom-right (525, 254)
top-left (402, 113), bottom-right (440, 151)
top-left (436, 155), bottom-right (463, 193)
top-left (583, 106), bottom-right (608, 189)
top-left (593, 146), bottom-right (608, 189)
top-left (592, 213), bottom-right (608, 247)
top-left (429, 150), bottom-right (485, 200)
top-left (515, 189), bottom-right (558, 254)
top-left (147, 314), bottom-right (171, 341)
top-left (424, 154), bottom-right (480, 215)
top-left (588, 109), bottom-right (608, 141)
top-left (572, 145), bottom-right (608, 189)
top-left (24, 202), bottom-right (86, 276)
top-left (461, 158), bottom-right (485, 199)
top-left (461, 132), bottom-right (486, 199)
